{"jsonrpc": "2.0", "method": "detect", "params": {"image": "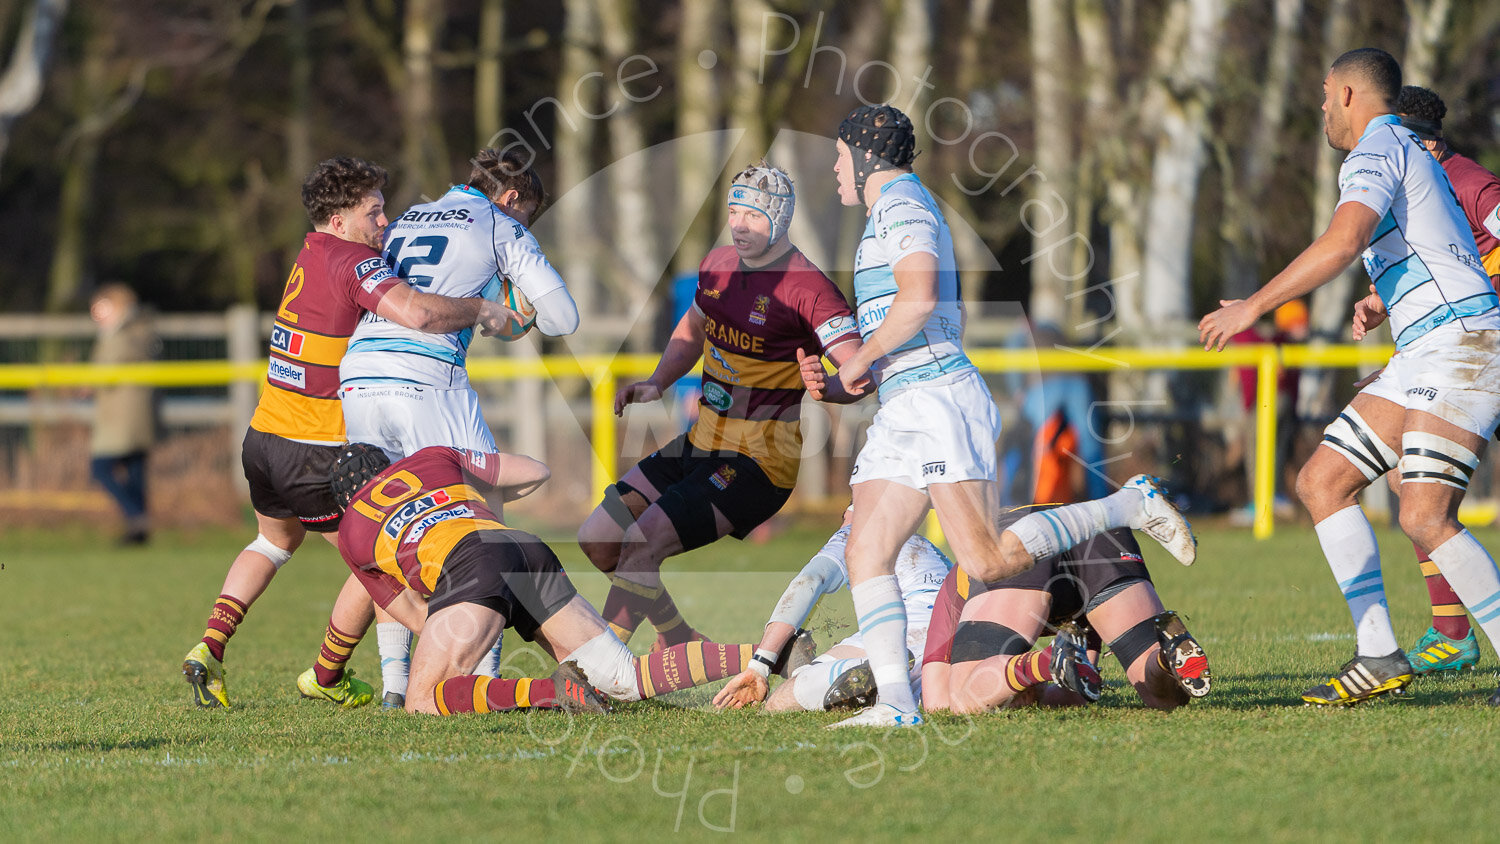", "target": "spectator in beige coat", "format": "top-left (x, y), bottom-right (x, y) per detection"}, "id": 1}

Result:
top-left (89, 284), bottom-right (159, 545)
